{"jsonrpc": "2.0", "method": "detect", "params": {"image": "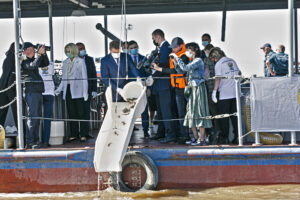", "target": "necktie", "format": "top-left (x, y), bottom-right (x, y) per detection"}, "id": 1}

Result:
top-left (134, 56), bottom-right (137, 66)
top-left (116, 58), bottom-right (119, 65)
